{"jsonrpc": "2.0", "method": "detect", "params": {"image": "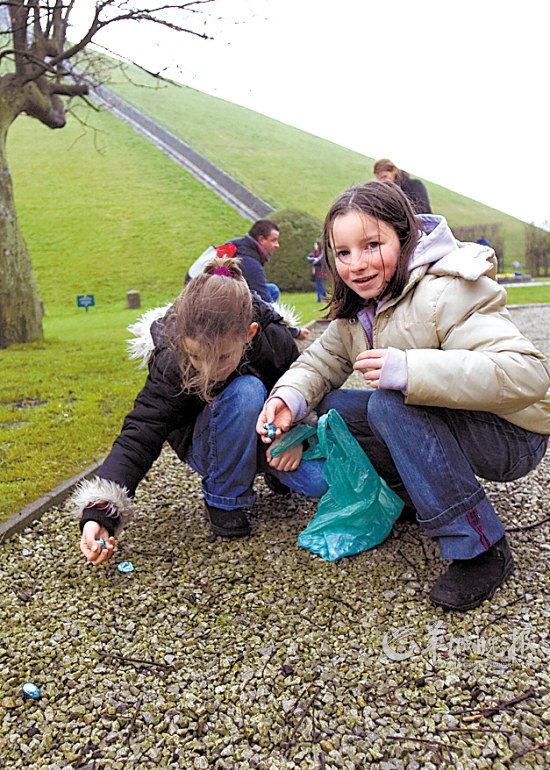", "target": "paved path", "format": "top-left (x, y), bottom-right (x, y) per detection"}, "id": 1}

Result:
top-left (90, 83), bottom-right (275, 222)
top-left (507, 304), bottom-right (550, 356)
